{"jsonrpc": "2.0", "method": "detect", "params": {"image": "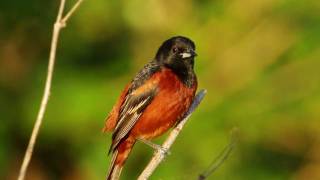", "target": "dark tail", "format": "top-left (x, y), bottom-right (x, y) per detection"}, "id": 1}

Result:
top-left (106, 150), bottom-right (123, 180)
top-left (106, 138), bottom-right (135, 180)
